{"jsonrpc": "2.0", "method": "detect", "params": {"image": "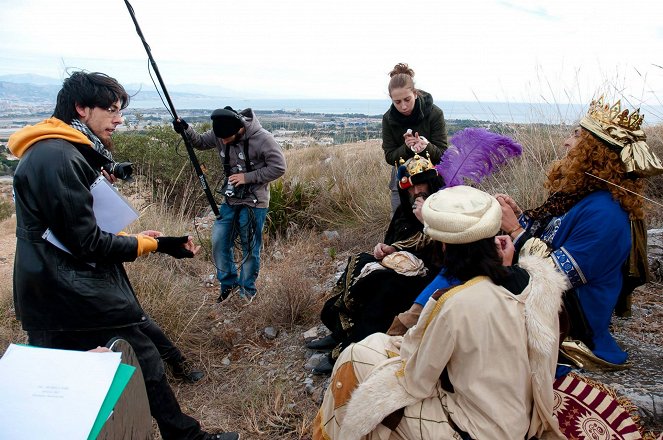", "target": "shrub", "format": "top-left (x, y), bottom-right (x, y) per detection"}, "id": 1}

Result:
top-left (113, 124), bottom-right (224, 218)
top-left (266, 178), bottom-right (320, 237)
top-left (0, 199), bottom-right (13, 222)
